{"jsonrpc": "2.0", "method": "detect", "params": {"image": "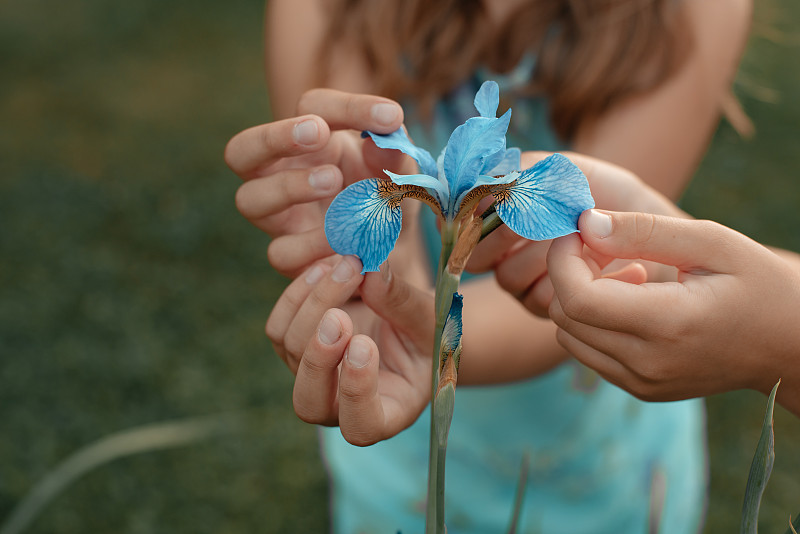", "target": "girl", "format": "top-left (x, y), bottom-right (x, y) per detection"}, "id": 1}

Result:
top-left (224, 0), bottom-right (751, 531)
